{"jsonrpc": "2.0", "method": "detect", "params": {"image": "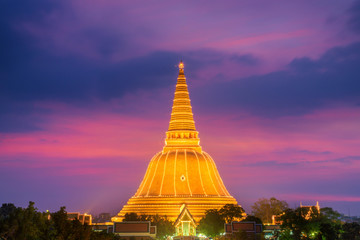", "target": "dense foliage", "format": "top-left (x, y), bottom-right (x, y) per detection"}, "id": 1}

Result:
top-left (219, 204), bottom-right (246, 223)
top-left (251, 197), bottom-right (289, 224)
top-left (2, 201), bottom-right (359, 240)
top-left (278, 206), bottom-right (360, 239)
top-left (0, 202), bottom-right (119, 240)
top-left (197, 204), bottom-right (245, 238)
top-left (197, 209), bottom-right (224, 238)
